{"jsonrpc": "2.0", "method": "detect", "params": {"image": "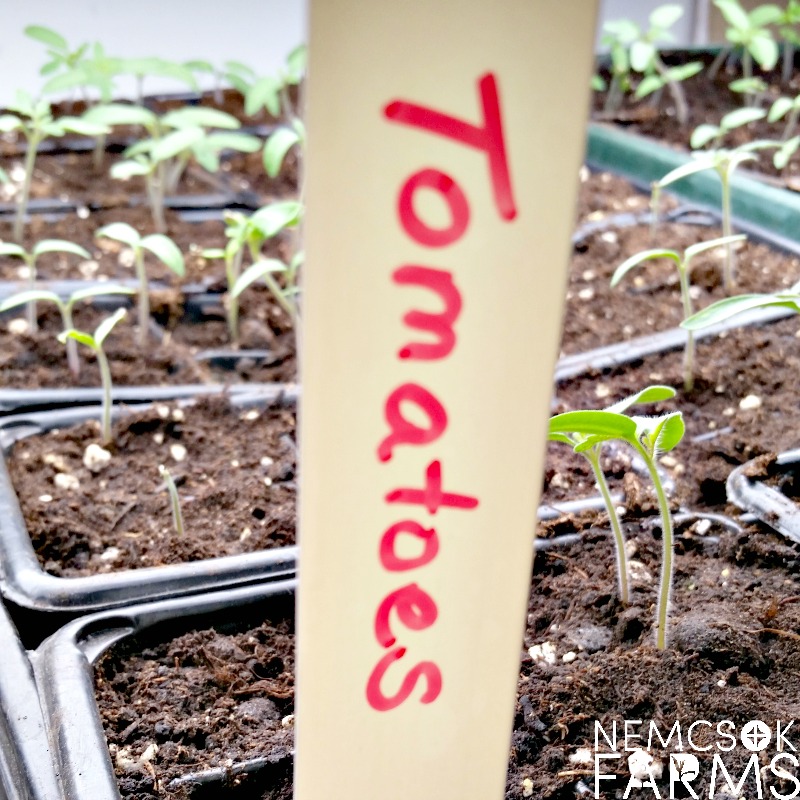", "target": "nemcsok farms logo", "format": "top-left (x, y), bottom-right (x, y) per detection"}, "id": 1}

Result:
top-left (592, 718), bottom-right (799, 798)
